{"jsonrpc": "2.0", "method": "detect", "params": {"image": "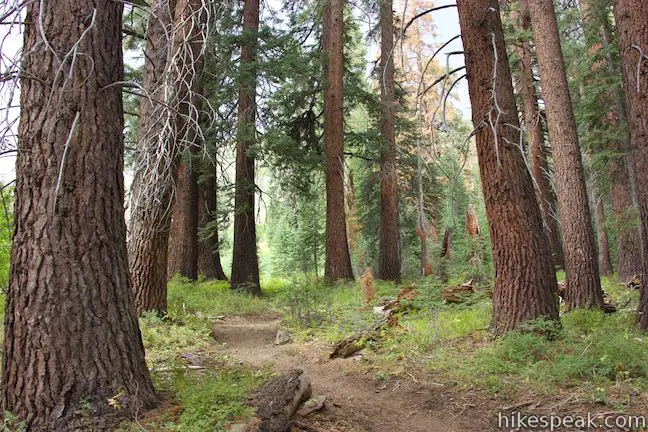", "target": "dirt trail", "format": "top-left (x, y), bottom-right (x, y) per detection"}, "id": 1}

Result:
top-left (212, 315), bottom-right (495, 432)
